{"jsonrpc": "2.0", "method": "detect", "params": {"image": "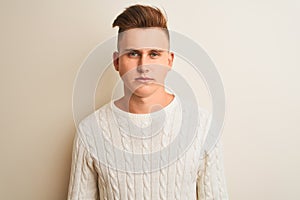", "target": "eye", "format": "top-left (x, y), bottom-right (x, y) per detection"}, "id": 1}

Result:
top-left (128, 51), bottom-right (139, 57)
top-left (150, 51), bottom-right (160, 58)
